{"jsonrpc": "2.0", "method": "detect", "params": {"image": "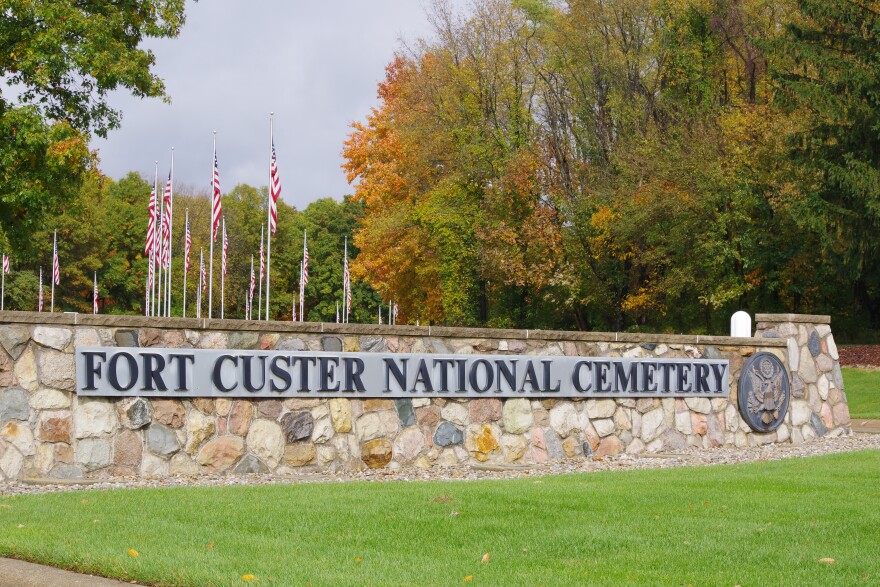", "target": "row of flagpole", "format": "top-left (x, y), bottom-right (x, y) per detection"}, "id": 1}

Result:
top-left (0, 113), bottom-right (400, 322)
